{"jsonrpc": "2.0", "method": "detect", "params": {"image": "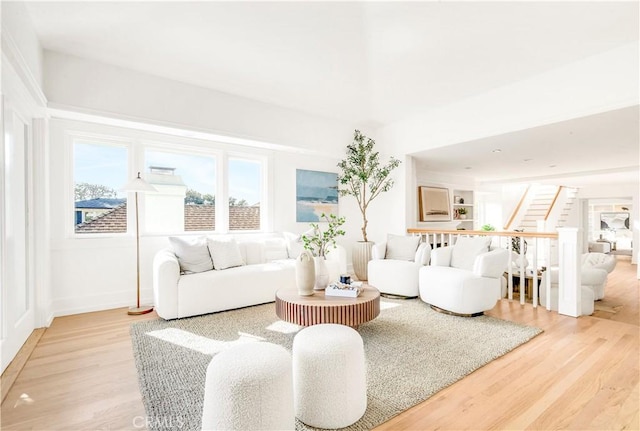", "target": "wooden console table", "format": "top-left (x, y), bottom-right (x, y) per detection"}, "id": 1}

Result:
top-left (275, 285), bottom-right (380, 328)
top-left (507, 270), bottom-right (543, 300)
